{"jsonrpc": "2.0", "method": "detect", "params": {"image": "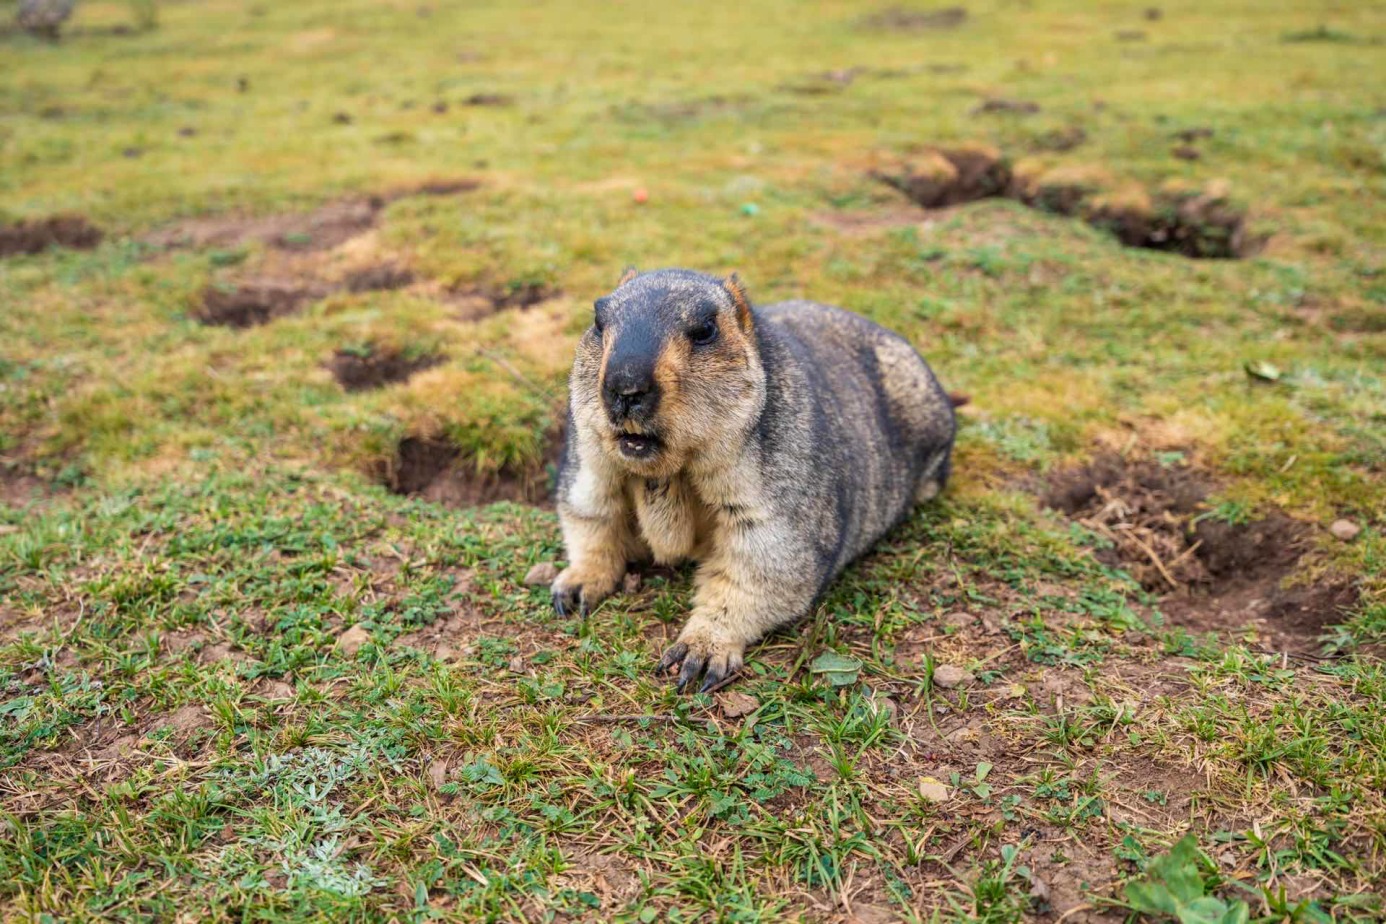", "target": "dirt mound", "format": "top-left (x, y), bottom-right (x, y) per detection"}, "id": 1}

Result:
top-left (376, 433), bottom-right (559, 507)
top-left (1043, 454), bottom-right (1353, 652)
top-left (327, 346), bottom-right (443, 391)
top-left (344, 262), bottom-right (415, 293)
top-left (197, 280), bottom-right (322, 328)
top-left (391, 178), bottom-right (480, 198)
top-left (144, 180), bottom-right (478, 252)
top-left (971, 97), bottom-right (1040, 115)
top-left (860, 6), bottom-right (967, 30)
top-left (448, 282), bottom-right (561, 321)
top-left (1081, 187), bottom-right (1256, 259)
top-left (873, 147), bottom-right (1259, 258)
top-left (871, 146), bottom-right (1011, 209)
top-left (465, 93), bottom-right (514, 107)
top-left (0, 214), bottom-right (103, 257)
top-left (1043, 454), bottom-right (1290, 592)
